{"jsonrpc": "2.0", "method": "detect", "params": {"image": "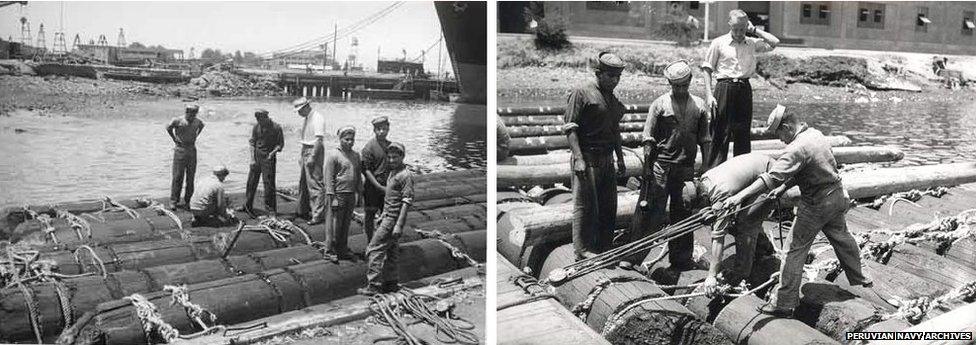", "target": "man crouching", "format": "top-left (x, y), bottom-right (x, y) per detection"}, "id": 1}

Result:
top-left (189, 165), bottom-right (236, 227)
